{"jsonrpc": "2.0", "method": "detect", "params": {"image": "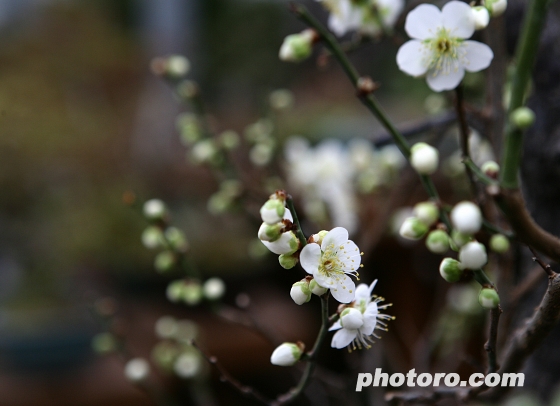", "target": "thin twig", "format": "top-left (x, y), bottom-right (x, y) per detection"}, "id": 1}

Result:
top-left (485, 306), bottom-right (502, 373)
top-left (455, 86), bottom-right (480, 201)
top-left (528, 246), bottom-right (556, 277)
top-left (286, 194), bottom-right (307, 248)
